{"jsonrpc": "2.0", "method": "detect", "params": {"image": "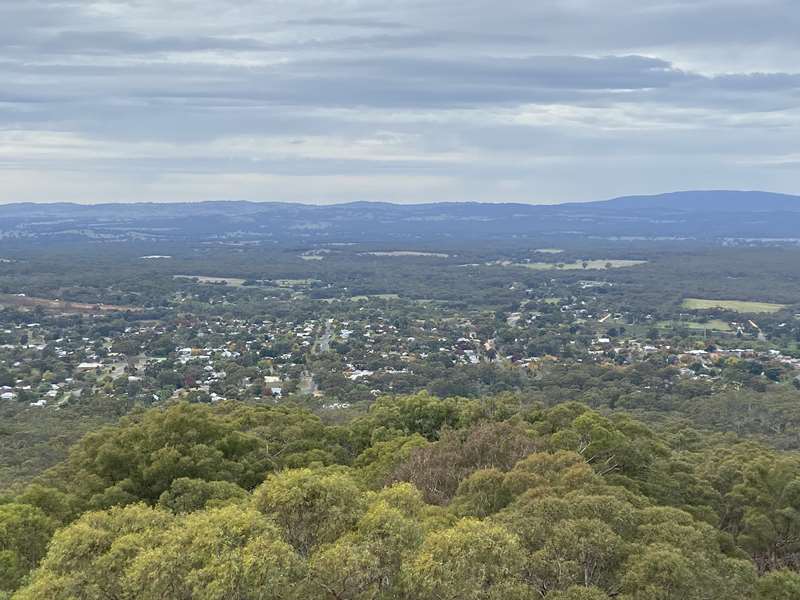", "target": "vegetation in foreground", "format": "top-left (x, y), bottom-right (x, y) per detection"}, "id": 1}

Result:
top-left (3, 395), bottom-right (800, 599)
